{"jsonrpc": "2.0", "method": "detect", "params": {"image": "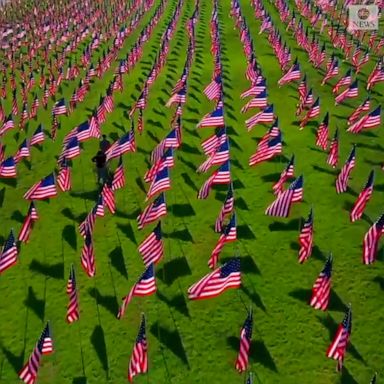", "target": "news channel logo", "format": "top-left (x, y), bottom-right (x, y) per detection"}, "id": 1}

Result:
top-left (348, 5), bottom-right (379, 31)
